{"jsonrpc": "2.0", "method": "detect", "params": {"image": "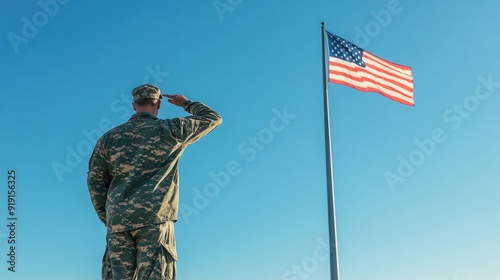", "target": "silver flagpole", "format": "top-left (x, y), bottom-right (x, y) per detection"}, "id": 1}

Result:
top-left (321, 22), bottom-right (340, 280)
